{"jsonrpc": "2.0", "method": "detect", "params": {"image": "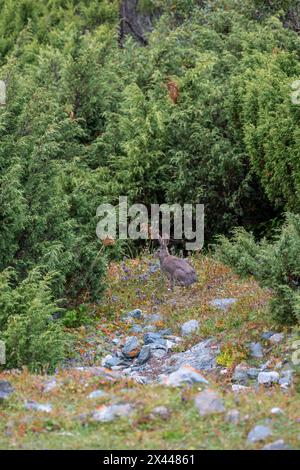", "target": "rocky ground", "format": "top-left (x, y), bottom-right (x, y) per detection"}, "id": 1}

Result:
top-left (0, 255), bottom-right (299, 449)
